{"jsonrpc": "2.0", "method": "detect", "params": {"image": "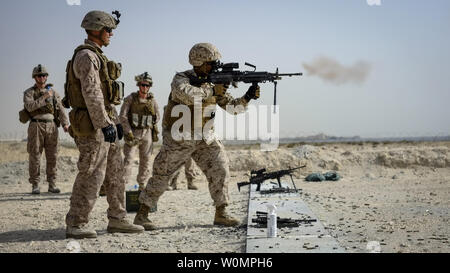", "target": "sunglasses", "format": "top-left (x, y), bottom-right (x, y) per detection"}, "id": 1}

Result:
top-left (36, 74), bottom-right (48, 78)
top-left (104, 27), bottom-right (113, 34)
top-left (140, 83), bottom-right (152, 87)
